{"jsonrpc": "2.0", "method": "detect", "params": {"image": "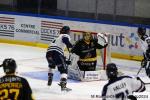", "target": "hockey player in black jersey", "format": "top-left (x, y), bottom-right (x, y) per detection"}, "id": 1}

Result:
top-left (137, 27), bottom-right (150, 78)
top-left (71, 32), bottom-right (108, 71)
top-left (46, 26), bottom-right (72, 91)
top-left (0, 58), bottom-right (34, 100)
top-left (102, 63), bottom-right (145, 100)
